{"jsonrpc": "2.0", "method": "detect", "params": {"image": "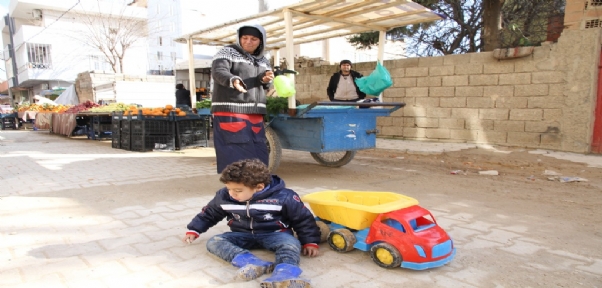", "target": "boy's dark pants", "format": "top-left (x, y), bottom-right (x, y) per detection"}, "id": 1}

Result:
top-left (206, 231), bottom-right (301, 265)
